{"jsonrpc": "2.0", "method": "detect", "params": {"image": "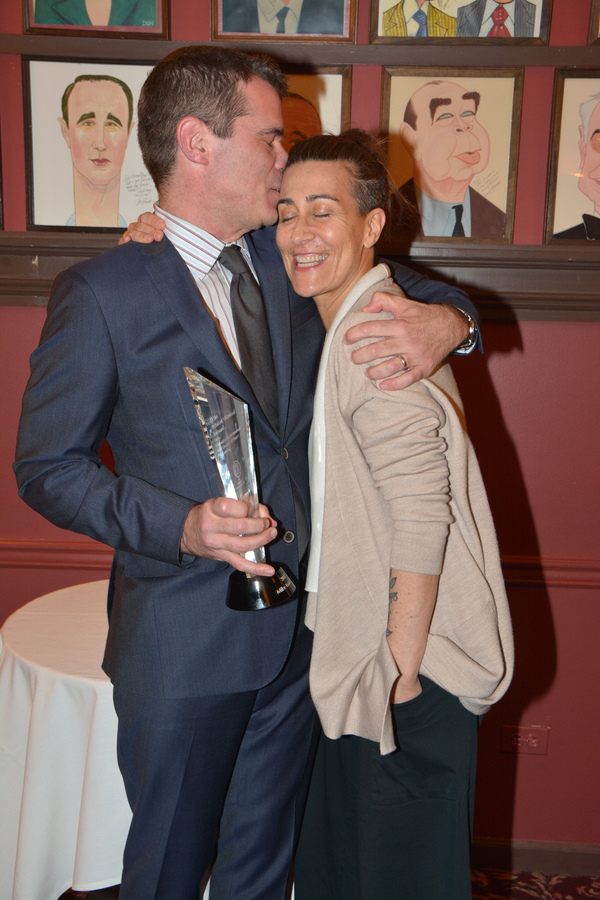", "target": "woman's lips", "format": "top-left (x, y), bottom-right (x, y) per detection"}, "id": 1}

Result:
top-left (90, 158), bottom-right (110, 167)
top-left (455, 150), bottom-right (481, 165)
